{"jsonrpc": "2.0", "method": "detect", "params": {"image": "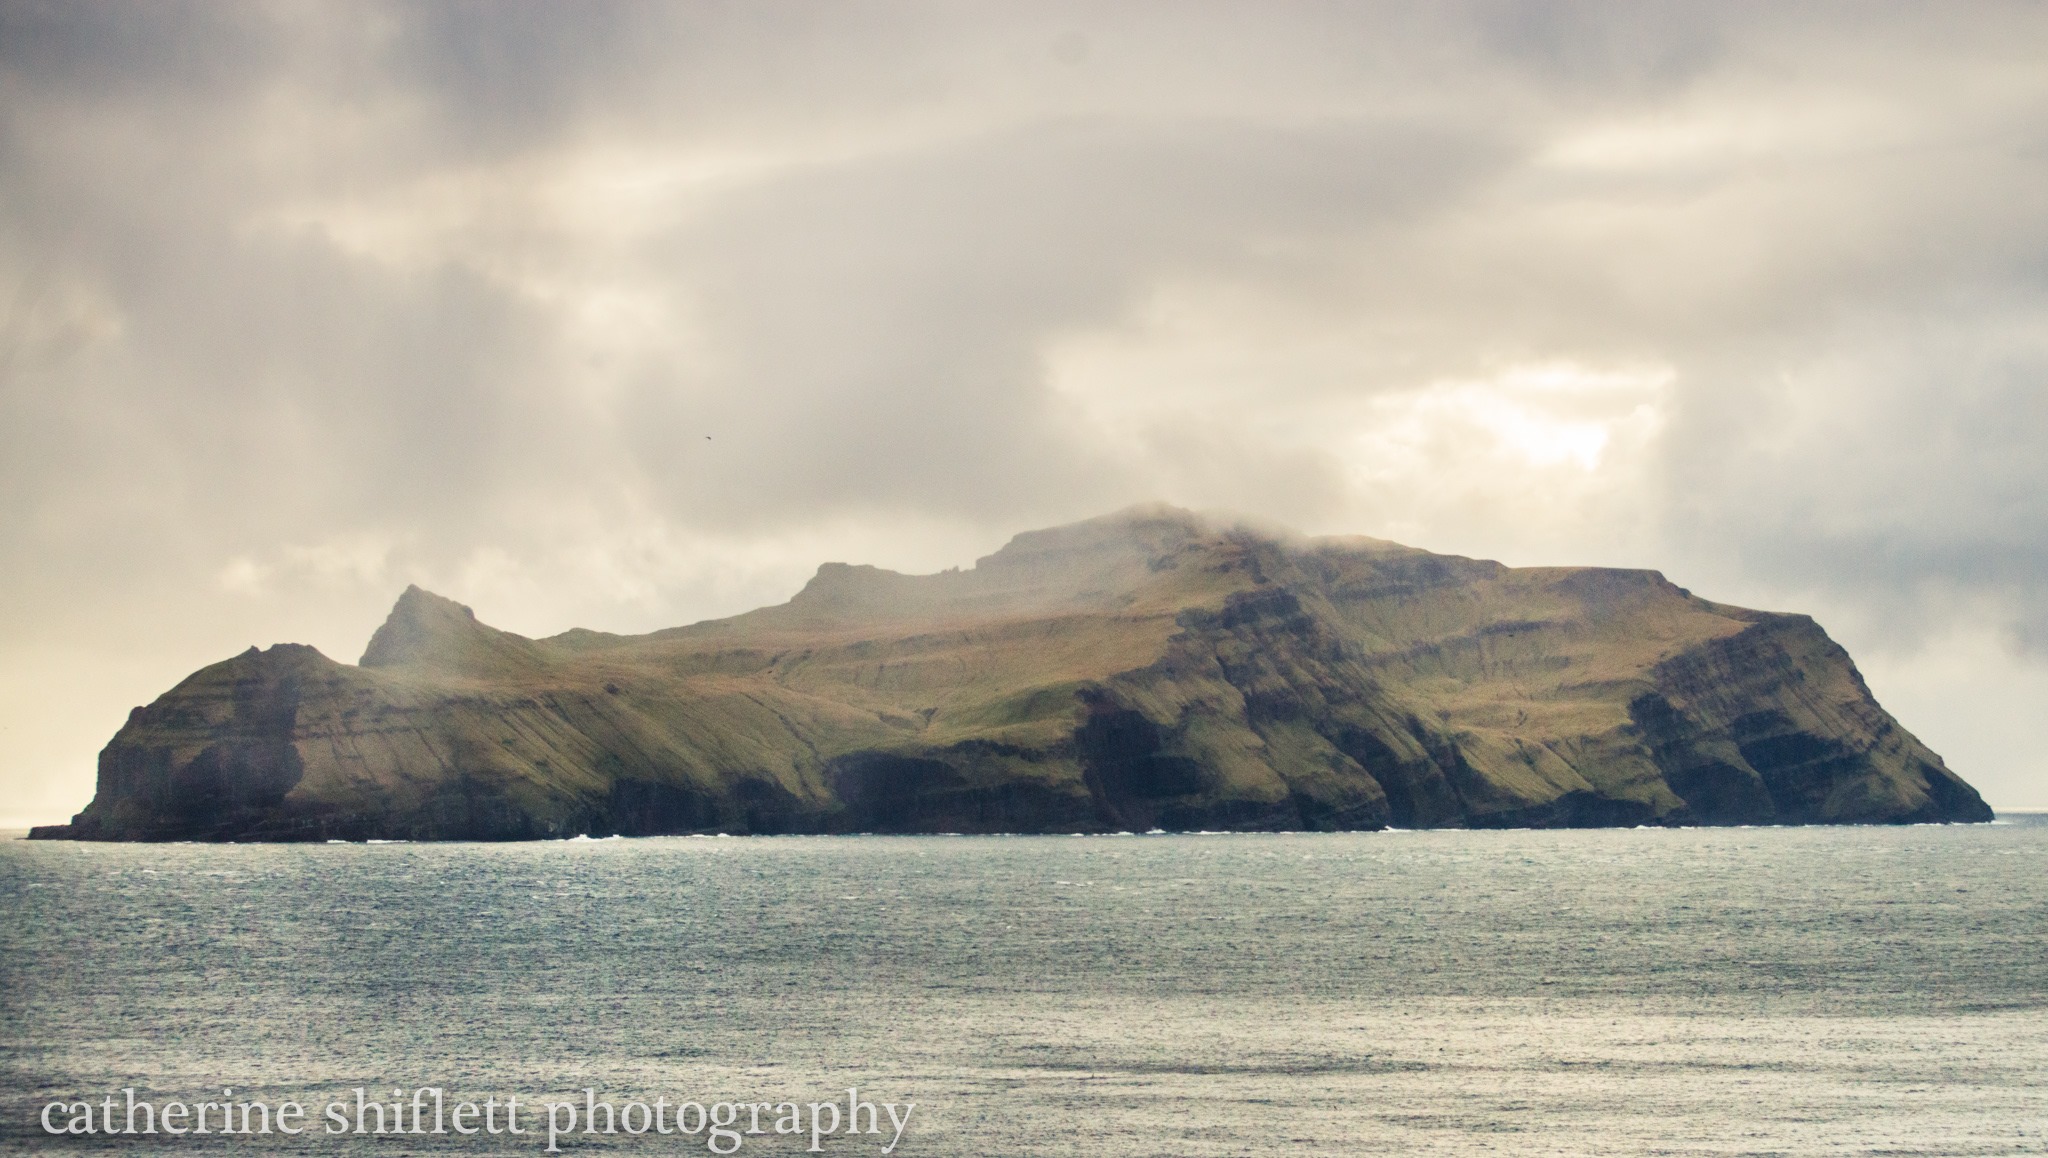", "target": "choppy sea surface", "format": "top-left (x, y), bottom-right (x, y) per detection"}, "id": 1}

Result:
top-left (3, 820), bottom-right (2046, 1156)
